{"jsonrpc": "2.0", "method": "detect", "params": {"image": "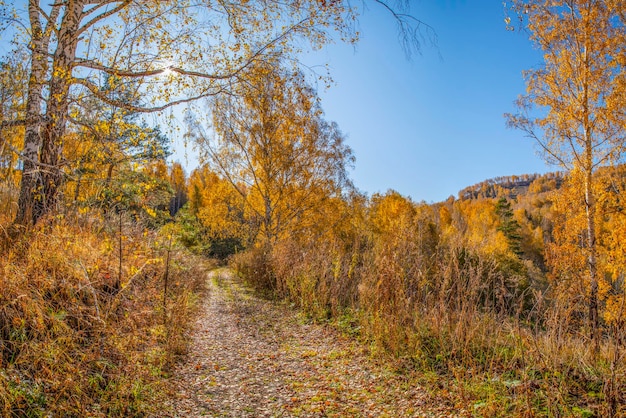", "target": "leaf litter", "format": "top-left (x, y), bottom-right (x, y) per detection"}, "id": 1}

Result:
top-left (161, 269), bottom-right (467, 417)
